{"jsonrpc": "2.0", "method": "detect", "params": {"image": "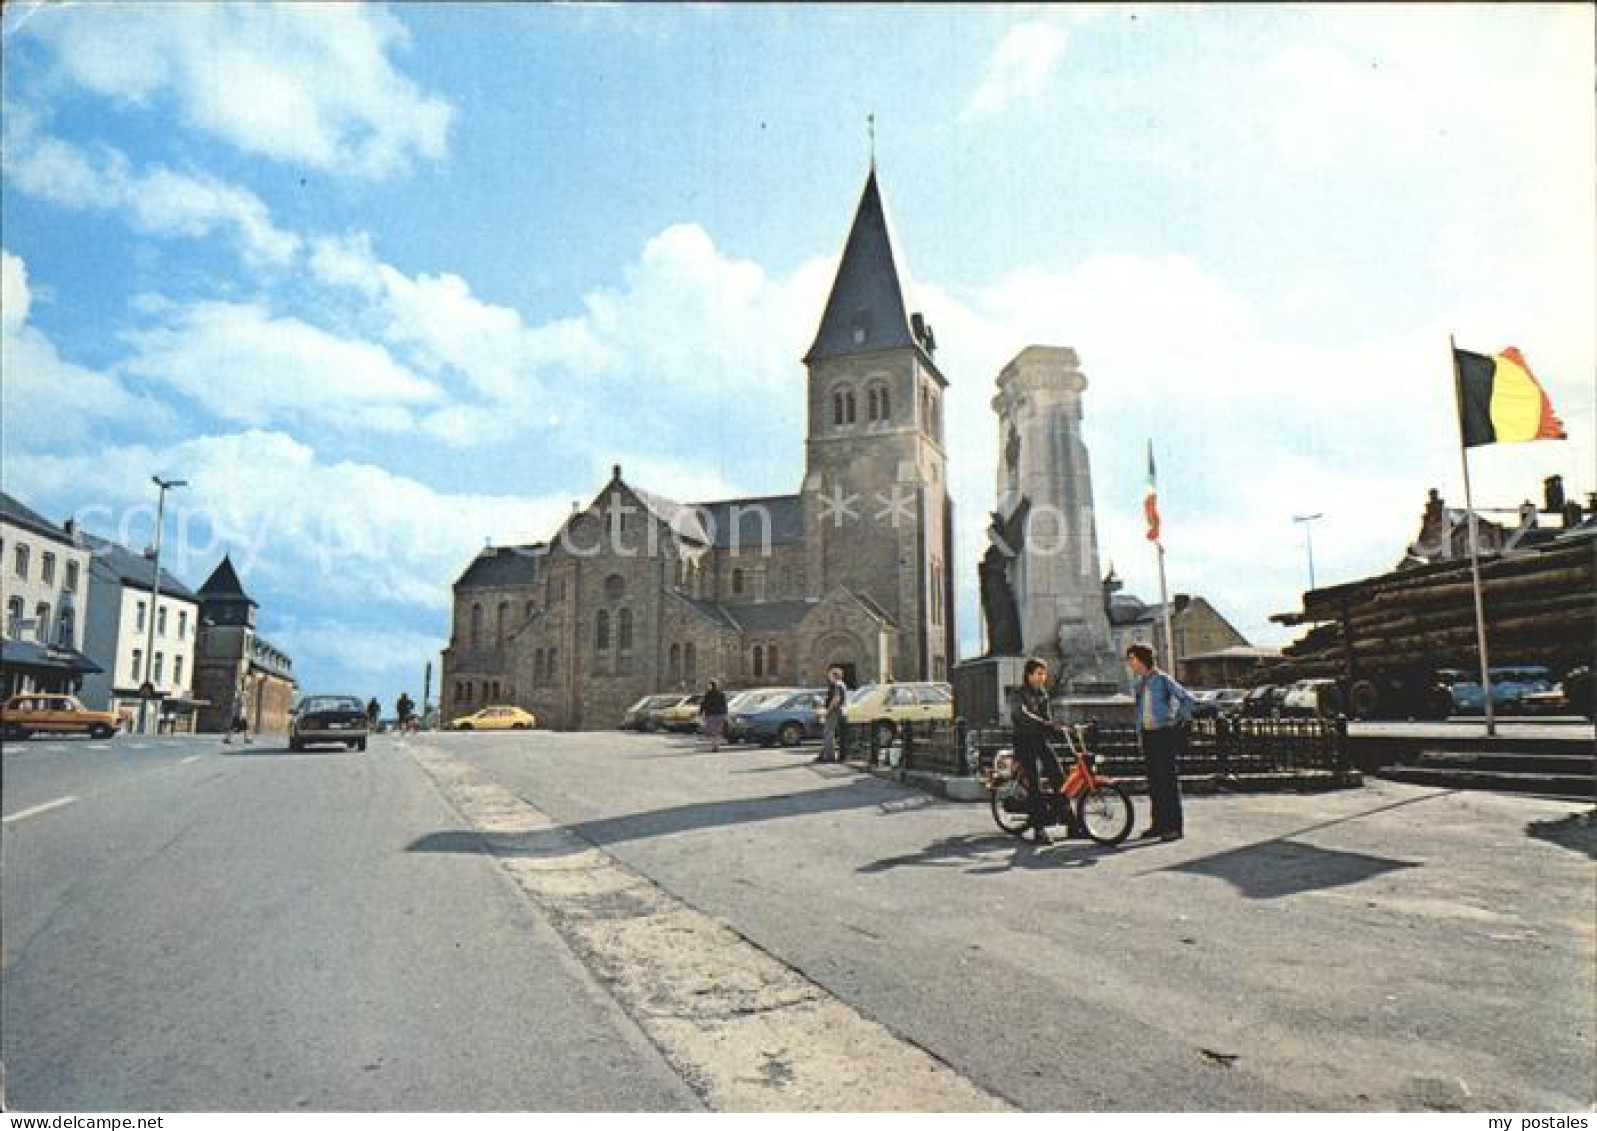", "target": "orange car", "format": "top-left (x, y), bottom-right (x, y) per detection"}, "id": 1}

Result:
top-left (1, 694), bottom-right (121, 740)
